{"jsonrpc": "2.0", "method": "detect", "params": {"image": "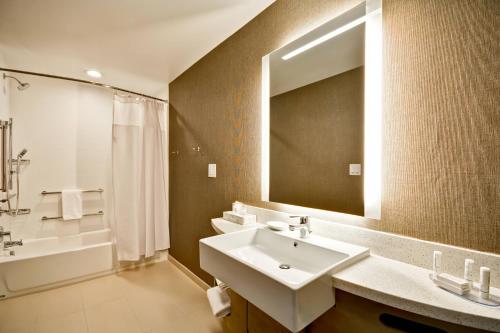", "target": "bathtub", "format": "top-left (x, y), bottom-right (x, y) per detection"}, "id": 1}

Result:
top-left (0, 229), bottom-right (113, 299)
